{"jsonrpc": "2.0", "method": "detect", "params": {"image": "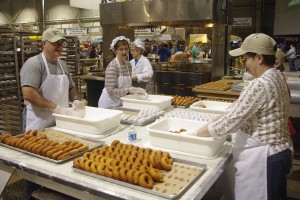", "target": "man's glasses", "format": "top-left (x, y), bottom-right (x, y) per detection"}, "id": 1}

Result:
top-left (240, 54), bottom-right (251, 63)
top-left (47, 40), bottom-right (66, 47)
top-left (117, 48), bottom-right (129, 53)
